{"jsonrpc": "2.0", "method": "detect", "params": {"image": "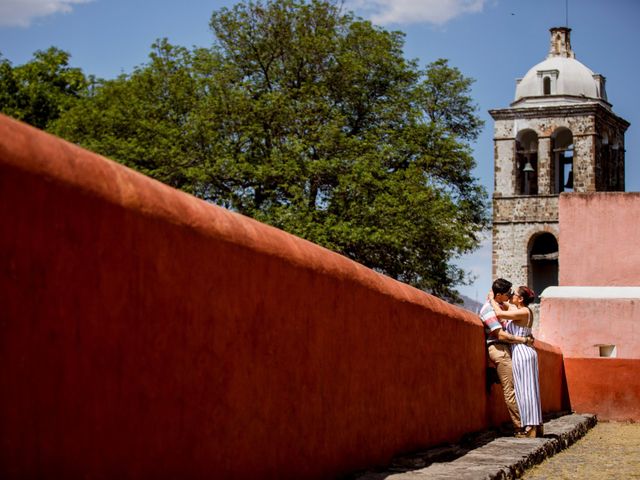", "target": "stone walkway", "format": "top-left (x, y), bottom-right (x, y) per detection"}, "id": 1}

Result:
top-left (350, 413), bottom-right (598, 479)
top-left (522, 421), bottom-right (640, 479)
